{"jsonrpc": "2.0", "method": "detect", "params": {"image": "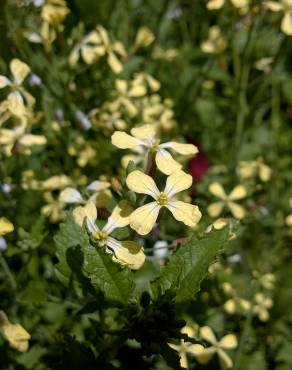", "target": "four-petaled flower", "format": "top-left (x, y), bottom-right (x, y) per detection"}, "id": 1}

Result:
top-left (74, 201), bottom-right (145, 270)
top-left (0, 59), bottom-right (34, 119)
top-left (208, 182), bottom-right (247, 219)
top-left (192, 326), bottom-right (238, 370)
top-left (112, 124), bottom-right (198, 175)
top-left (126, 170), bottom-right (202, 235)
top-left (252, 293), bottom-right (273, 322)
